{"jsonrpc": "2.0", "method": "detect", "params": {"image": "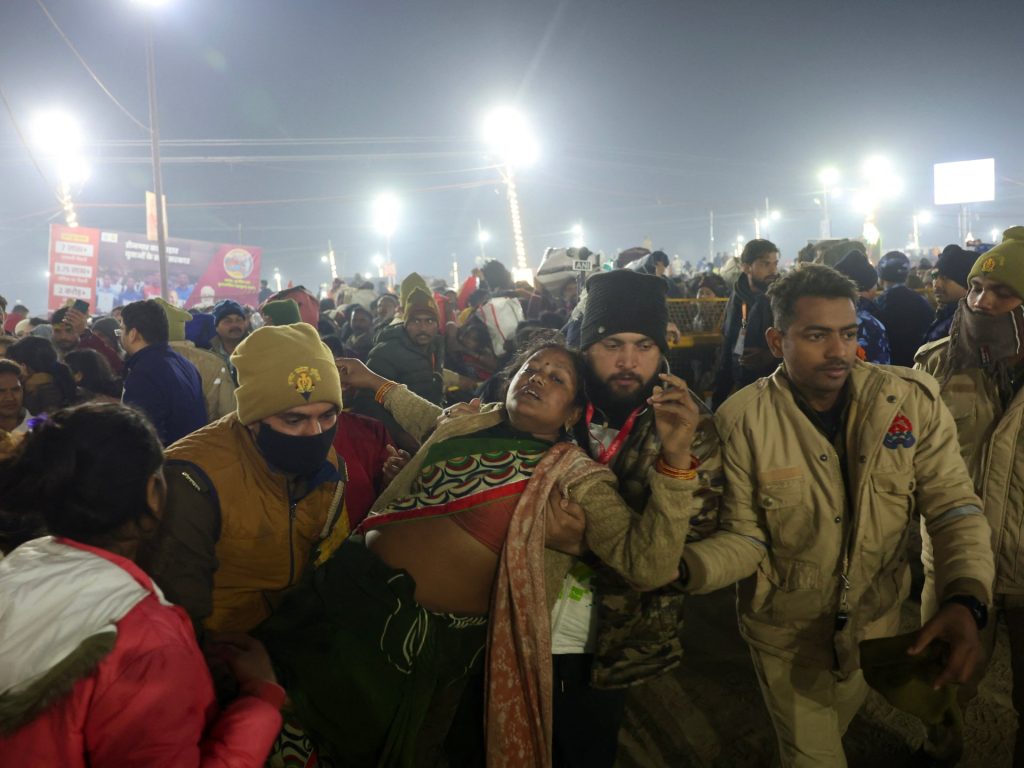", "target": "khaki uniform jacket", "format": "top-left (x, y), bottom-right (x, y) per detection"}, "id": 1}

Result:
top-left (916, 337), bottom-right (1024, 596)
top-left (170, 341), bottom-right (237, 422)
top-left (141, 414), bottom-right (345, 633)
top-left (376, 385), bottom-right (701, 685)
top-left (682, 361), bottom-right (993, 673)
